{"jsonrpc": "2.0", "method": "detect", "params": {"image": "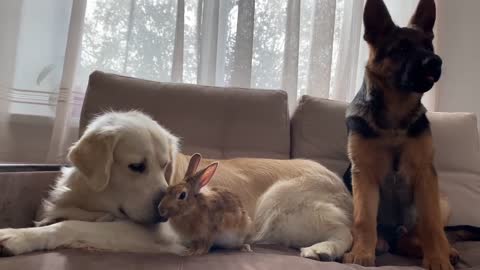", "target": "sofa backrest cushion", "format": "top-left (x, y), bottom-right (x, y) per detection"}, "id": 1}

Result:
top-left (291, 95), bottom-right (480, 227)
top-left (81, 71), bottom-right (290, 159)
